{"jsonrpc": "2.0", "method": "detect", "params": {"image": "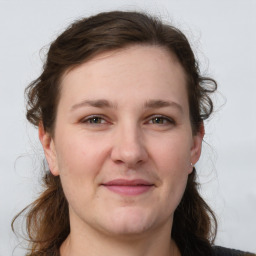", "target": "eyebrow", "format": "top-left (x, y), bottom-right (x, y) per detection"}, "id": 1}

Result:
top-left (144, 99), bottom-right (183, 113)
top-left (70, 99), bottom-right (183, 113)
top-left (70, 99), bottom-right (117, 111)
